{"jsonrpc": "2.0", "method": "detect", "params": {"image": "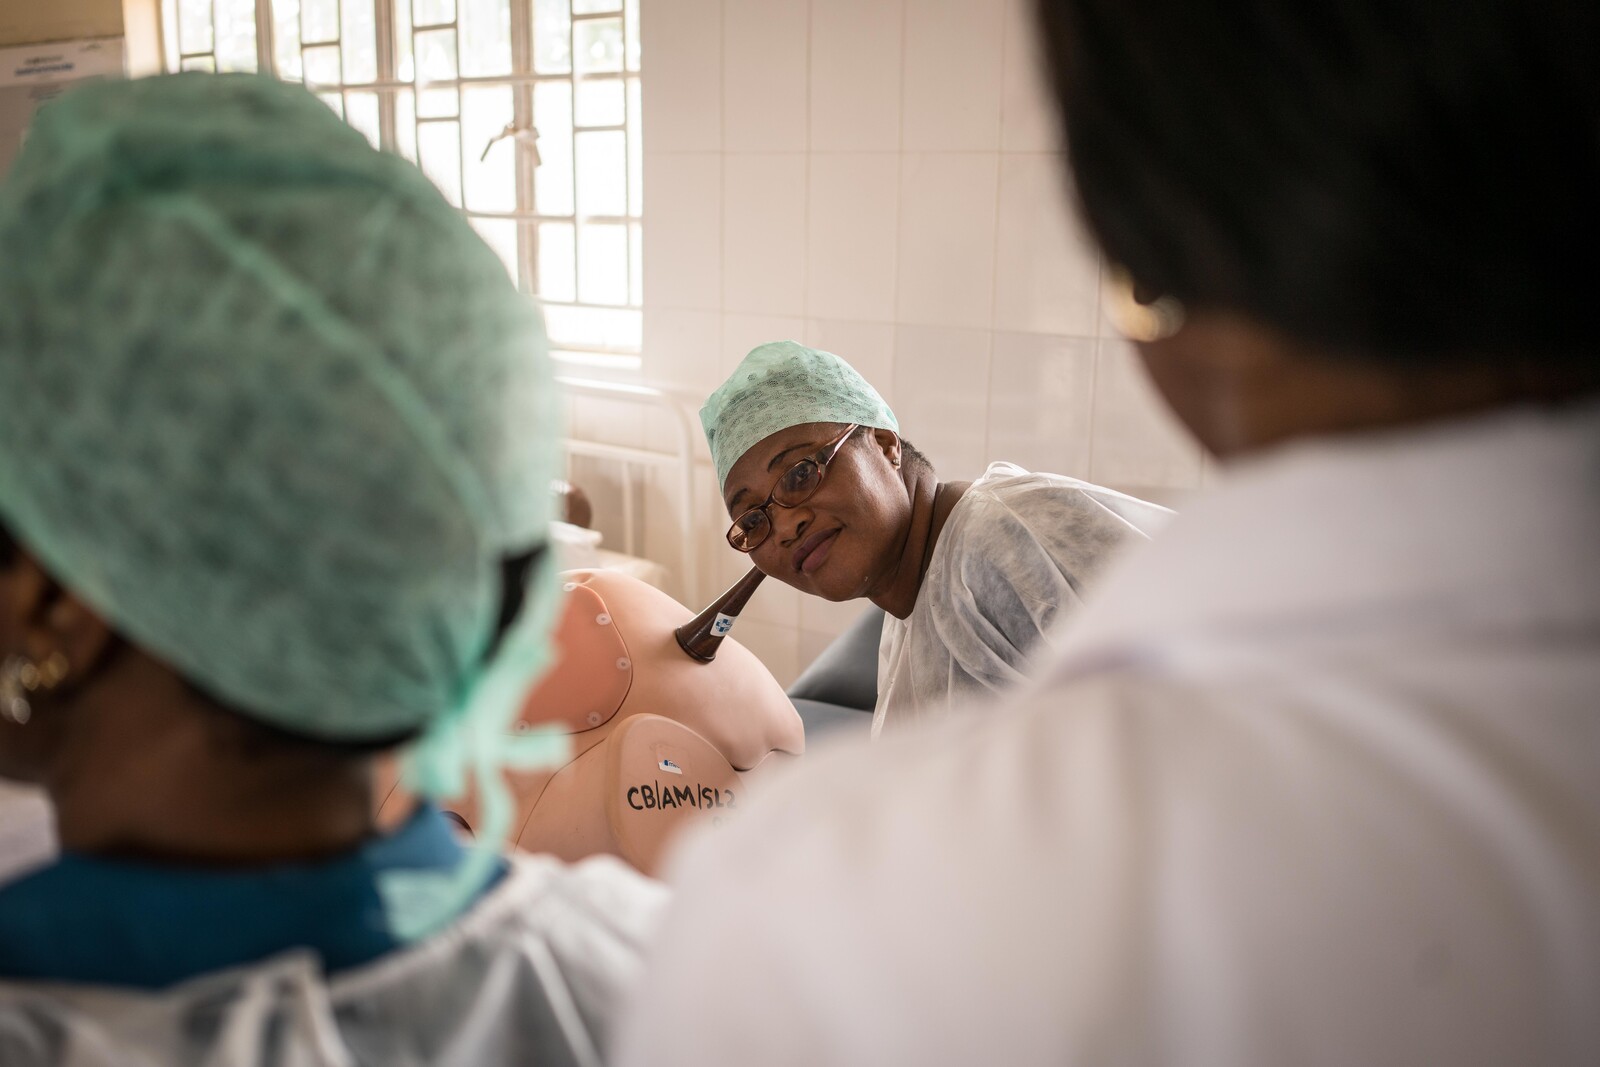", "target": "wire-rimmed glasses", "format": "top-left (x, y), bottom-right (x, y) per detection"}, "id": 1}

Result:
top-left (726, 423), bottom-right (860, 553)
